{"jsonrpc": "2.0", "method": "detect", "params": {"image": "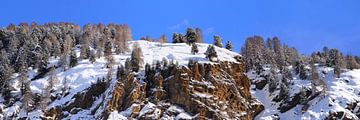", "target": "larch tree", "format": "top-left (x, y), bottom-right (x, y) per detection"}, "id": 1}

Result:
top-left (157, 34), bottom-right (167, 43)
top-left (130, 42), bottom-right (144, 72)
top-left (21, 82), bottom-right (33, 115)
top-left (195, 28), bottom-right (203, 43)
top-left (80, 32), bottom-right (91, 59)
top-left (213, 35), bottom-right (223, 48)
